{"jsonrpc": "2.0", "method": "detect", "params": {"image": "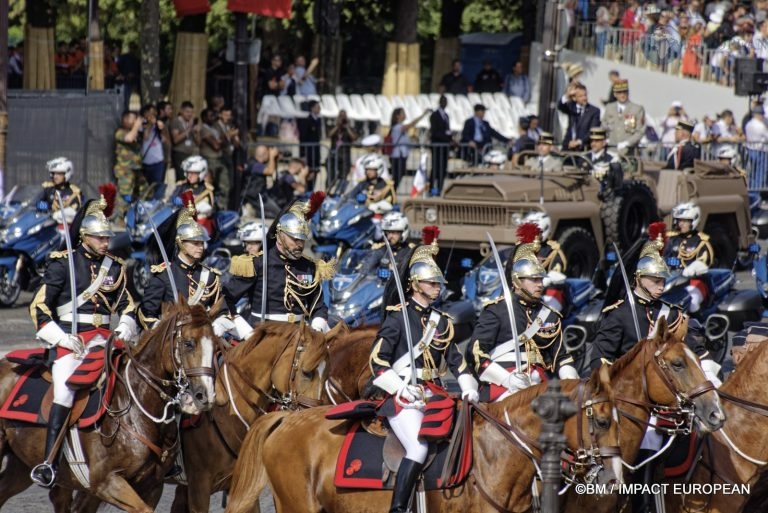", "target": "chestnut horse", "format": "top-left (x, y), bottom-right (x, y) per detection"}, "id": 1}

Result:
top-left (664, 333), bottom-right (768, 513)
top-left (564, 318), bottom-right (727, 513)
top-left (0, 298), bottom-right (217, 513)
top-left (167, 320), bottom-right (346, 513)
top-left (224, 364), bottom-right (622, 513)
top-left (323, 325), bottom-right (378, 404)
